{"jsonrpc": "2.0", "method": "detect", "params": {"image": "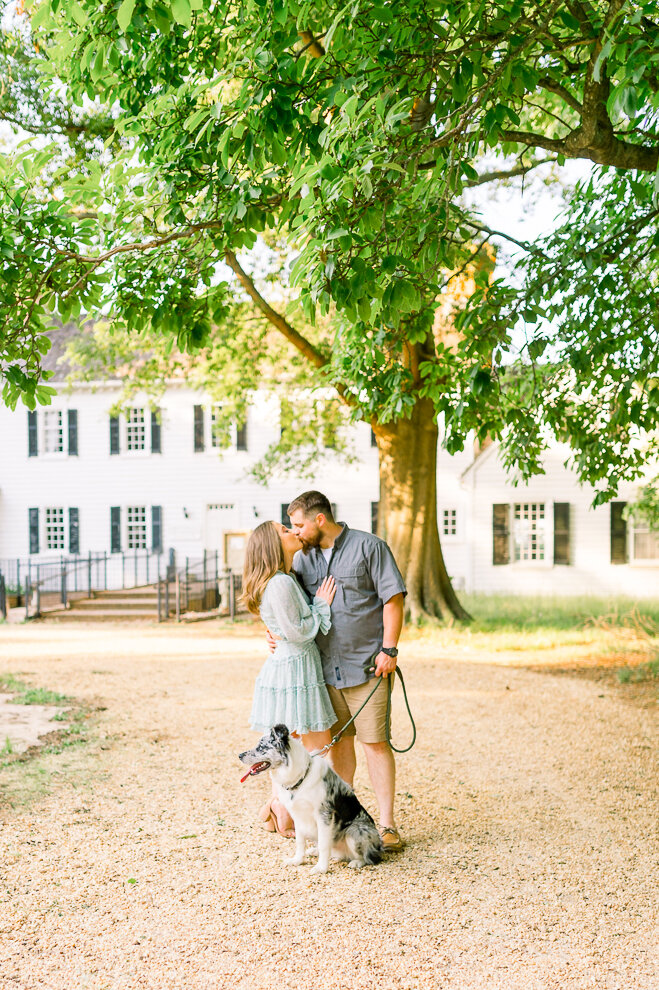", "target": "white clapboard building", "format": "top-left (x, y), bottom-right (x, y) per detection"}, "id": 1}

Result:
top-left (2, 330), bottom-right (658, 596)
